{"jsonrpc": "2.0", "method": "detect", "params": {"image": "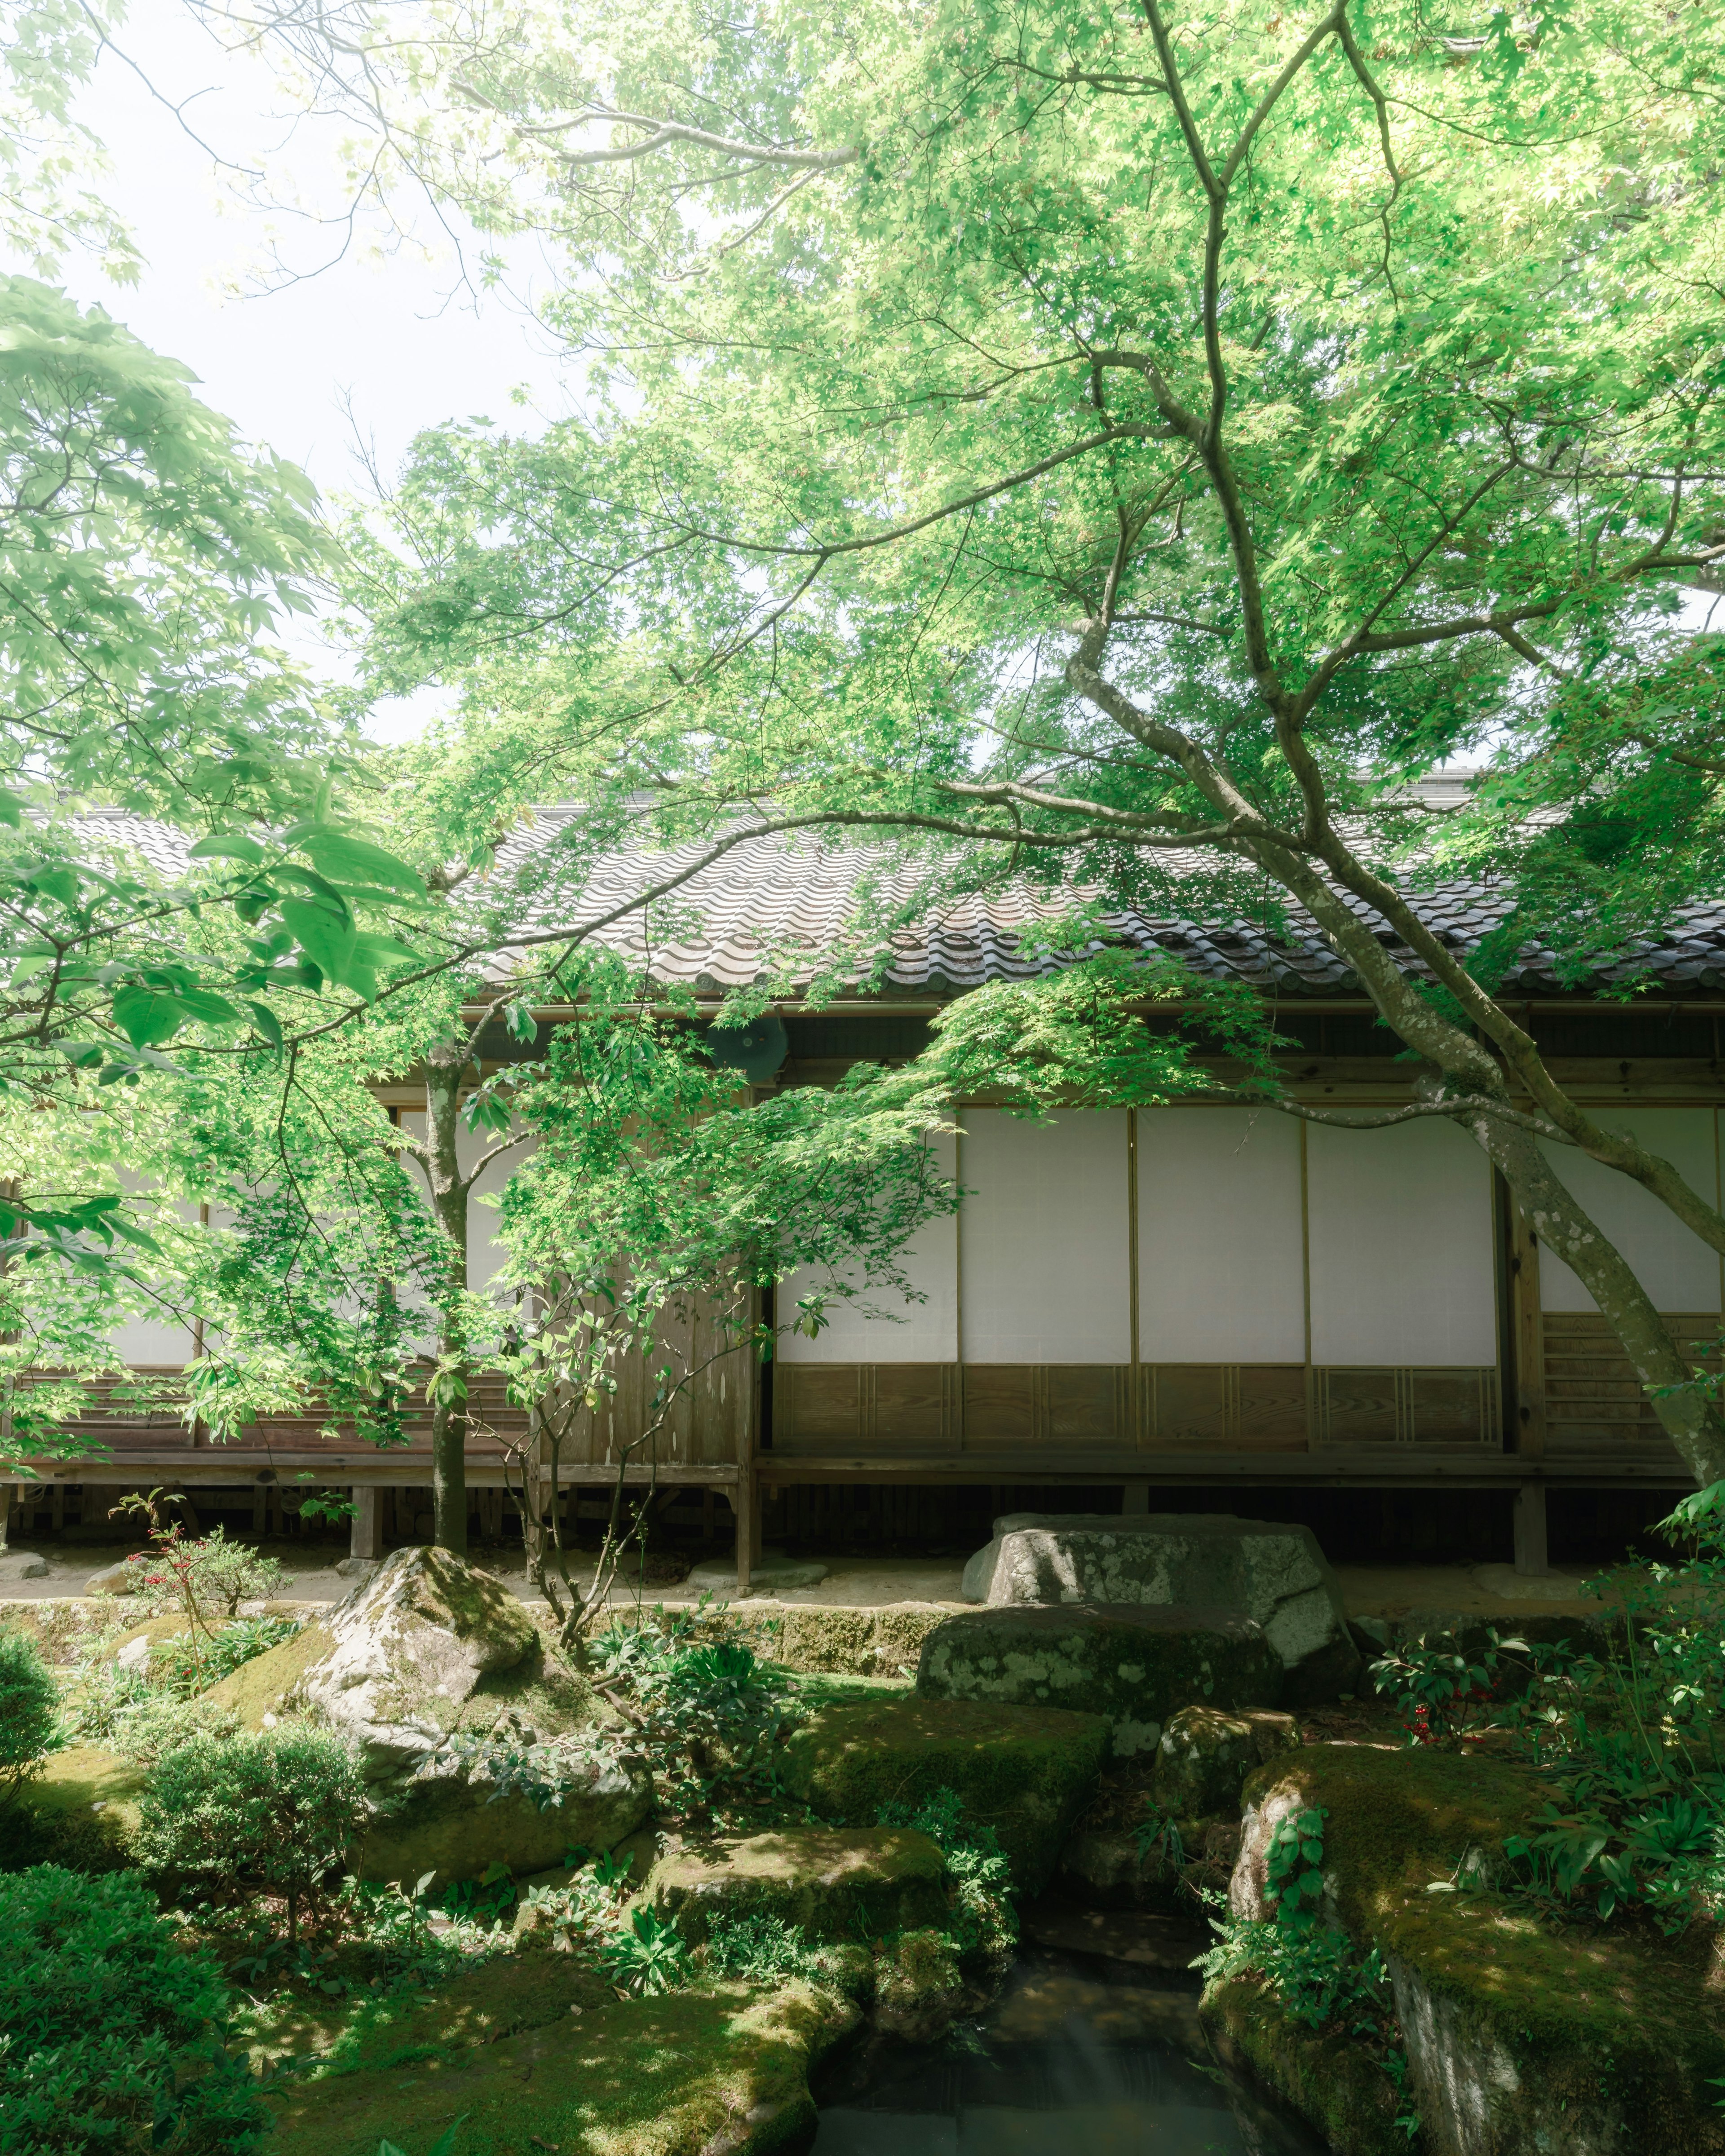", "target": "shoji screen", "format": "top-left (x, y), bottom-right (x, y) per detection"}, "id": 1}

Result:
top-left (1137, 1108), bottom-right (1305, 1361)
top-left (399, 1113), bottom-right (534, 1291)
top-left (111, 1172), bottom-right (197, 1364)
top-left (959, 1110), bottom-right (1132, 1363)
top-left (776, 1132), bottom-right (959, 1363)
top-left (1538, 1109), bottom-right (1721, 1313)
top-left (1306, 1118), bottom-right (1498, 1364)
